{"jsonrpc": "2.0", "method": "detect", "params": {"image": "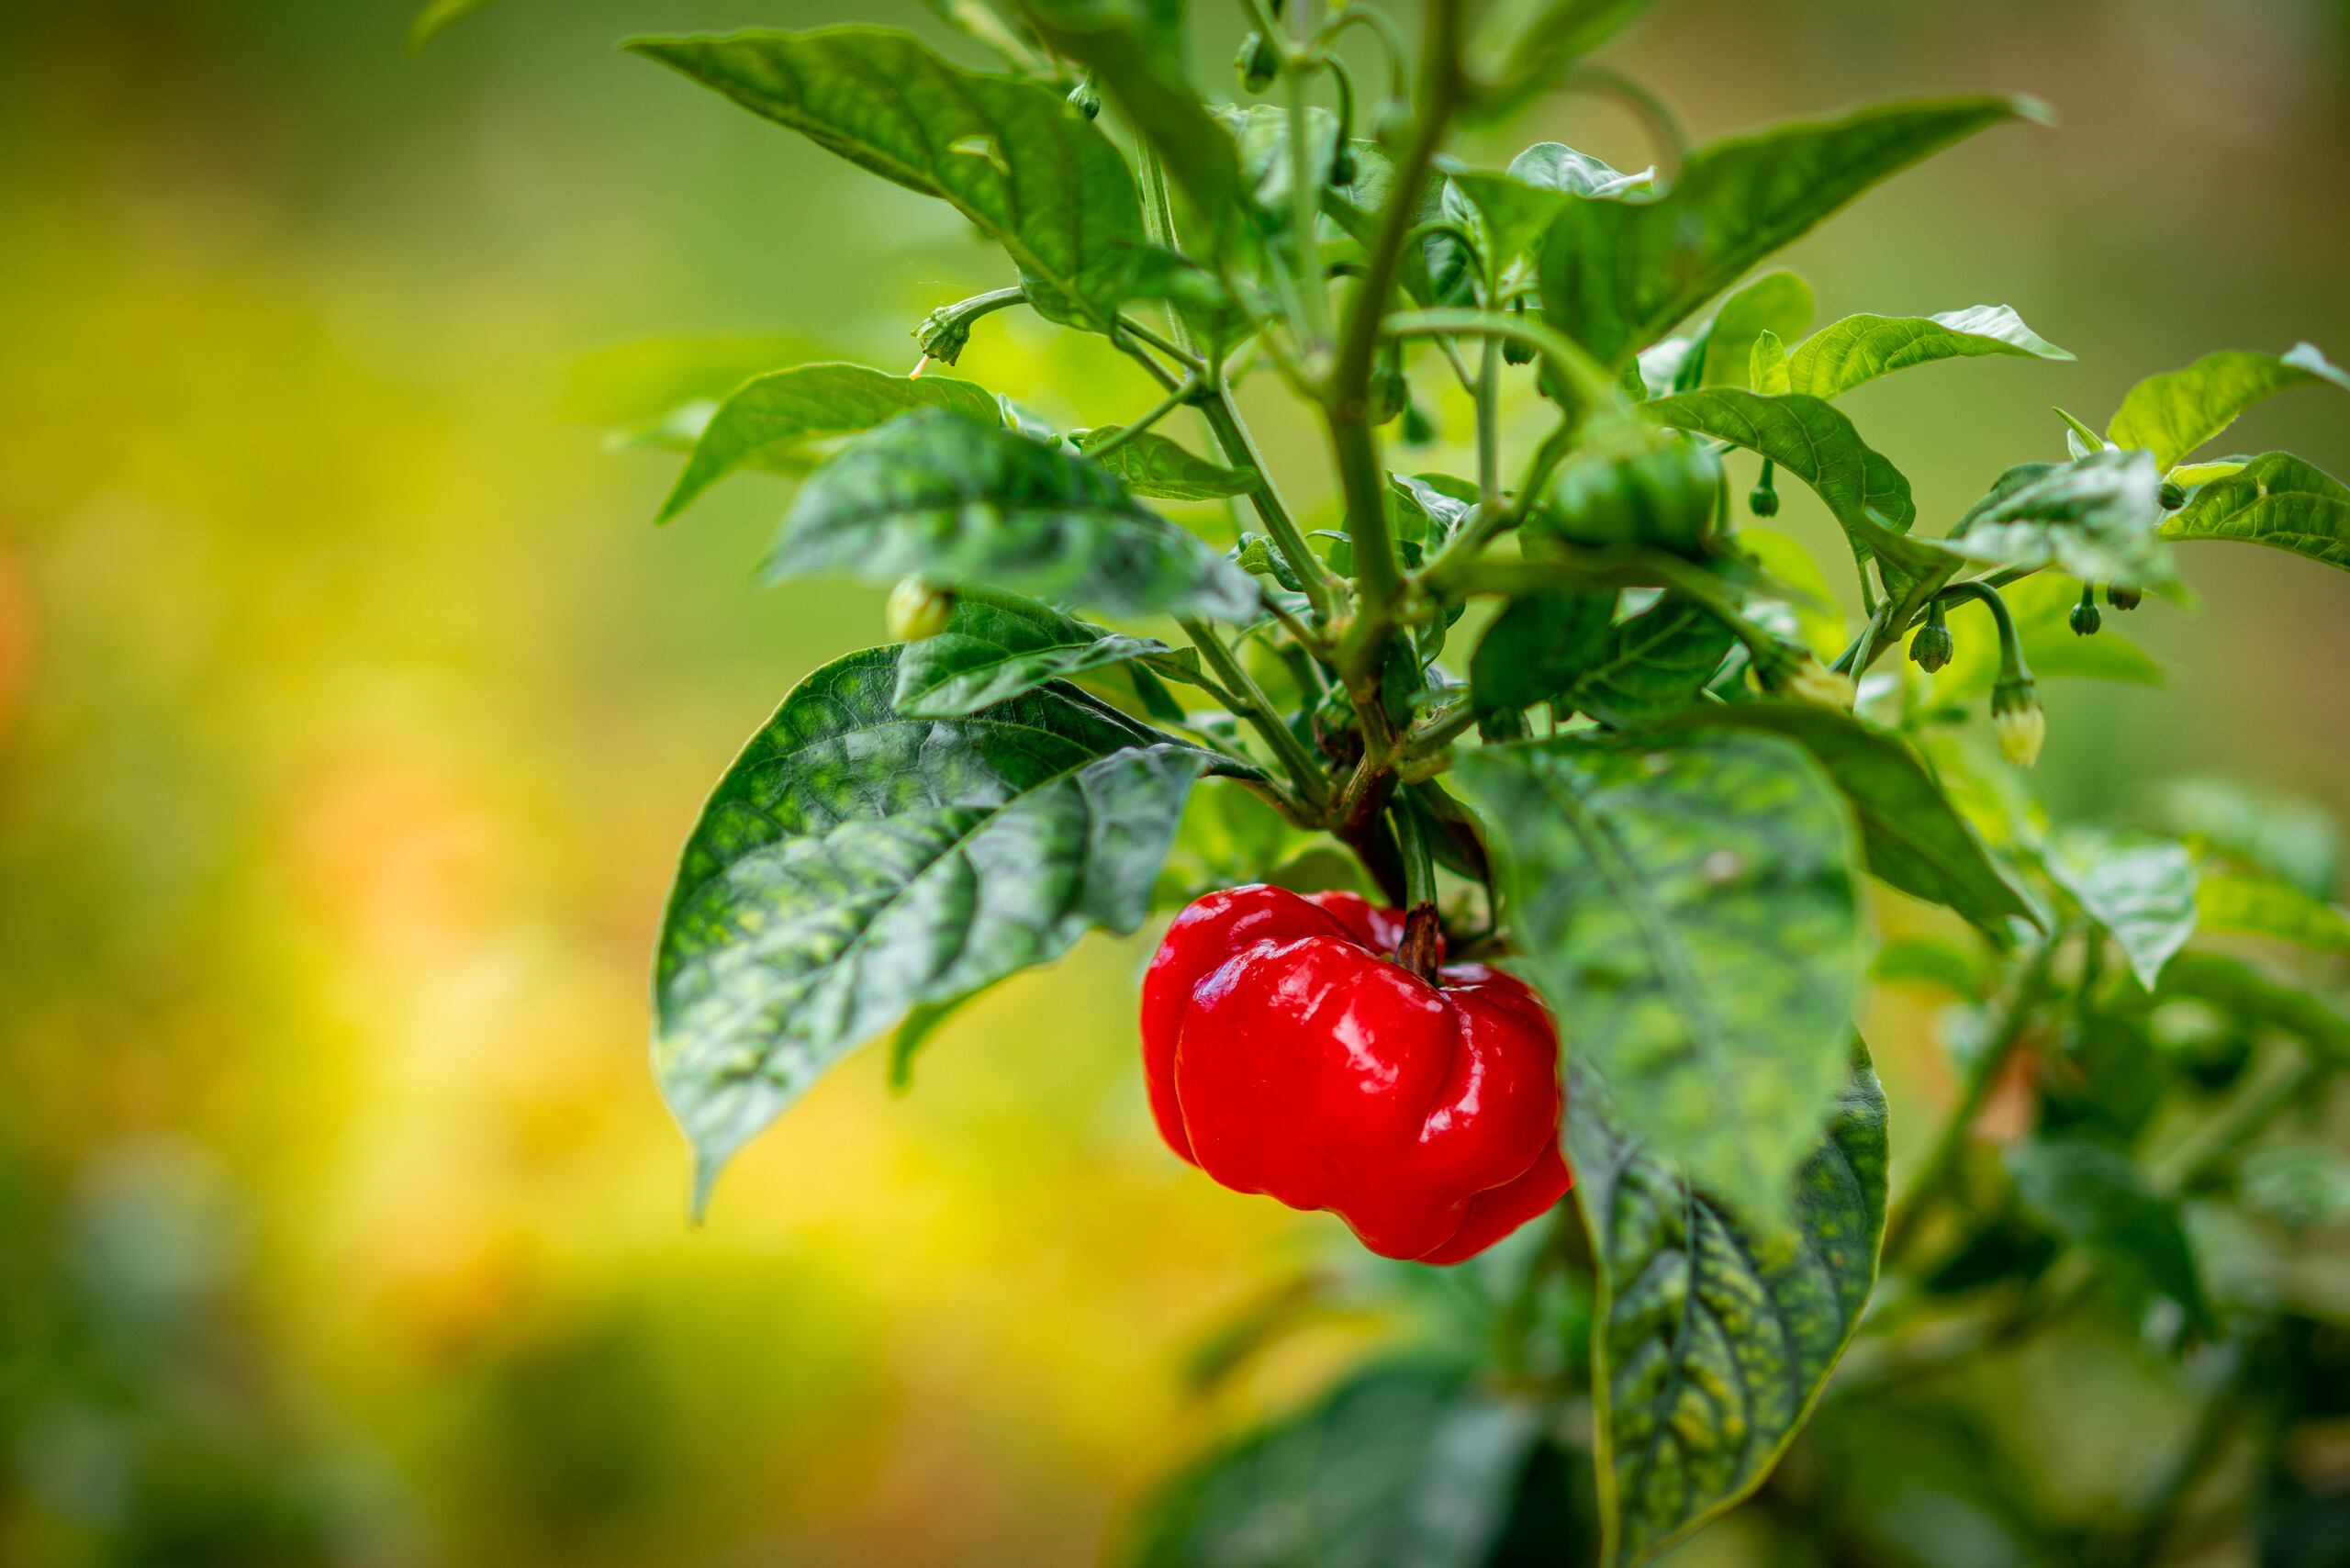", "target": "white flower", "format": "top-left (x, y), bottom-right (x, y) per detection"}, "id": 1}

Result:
top-left (1991, 678), bottom-right (2044, 767)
